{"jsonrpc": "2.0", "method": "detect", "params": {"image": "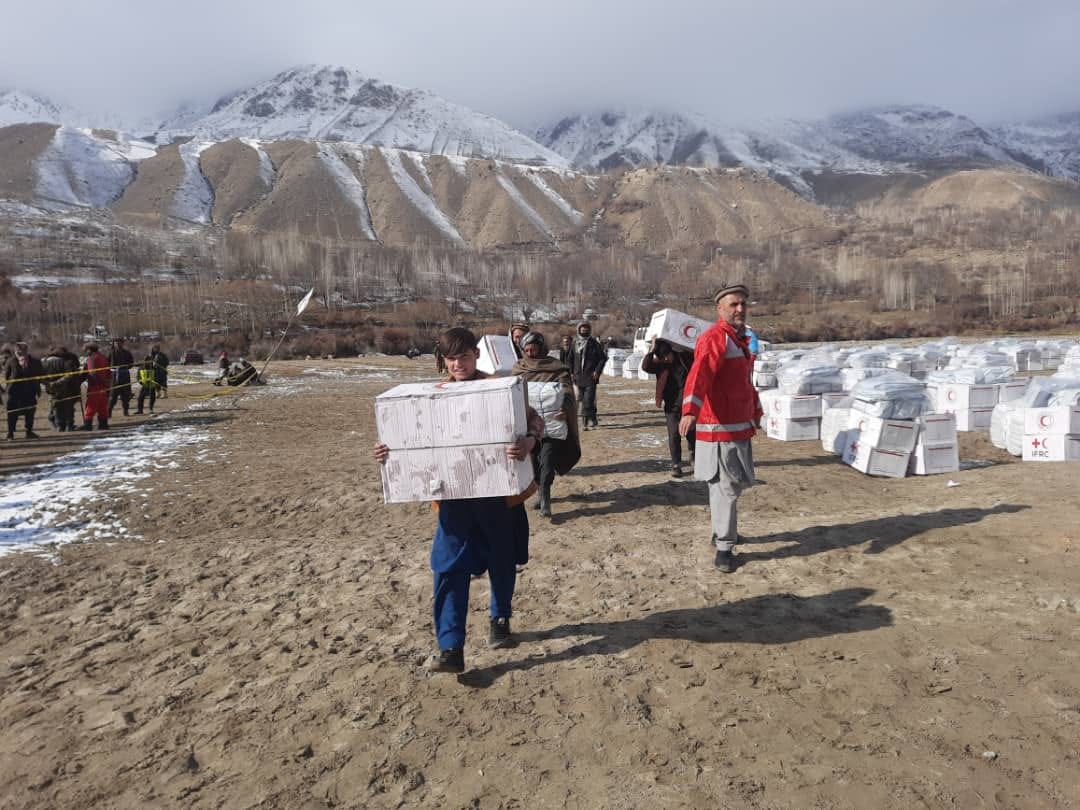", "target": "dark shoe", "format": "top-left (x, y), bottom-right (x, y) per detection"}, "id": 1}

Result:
top-left (426, 649), bottom-right (465, 674)
top-left (135, 409), bottom-right (143, 415)
top-left (123, 409), bottom-right (129, 416)
top-left (714, 549), bottom-right (736, 573)
top-left (489, 617), bottom-right (515, 649)
top-left (79, 424), bottom-right (93, 431)
top-left (671, 464), bottom-right (683, 478)
top-left (25, 430), bottom-right (40, 439)
top-left (98, 422), bottom-right (109, 430)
